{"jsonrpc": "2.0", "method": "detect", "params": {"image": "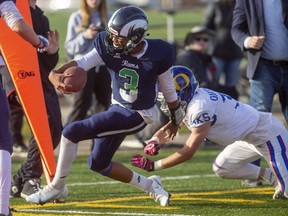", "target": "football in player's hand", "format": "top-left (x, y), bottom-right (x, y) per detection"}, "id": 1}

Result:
top-left (63, 66), bottom-right (87, 93)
